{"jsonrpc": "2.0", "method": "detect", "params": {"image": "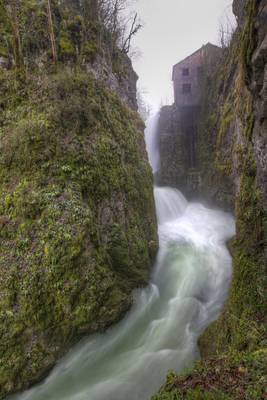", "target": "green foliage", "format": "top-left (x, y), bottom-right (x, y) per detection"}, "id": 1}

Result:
top-left (240, 0), bottom-right (257, 83)
top-left (217, 98), bottom-right (235, 147)
top-left (0, 0), bottom-right (117, 67)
